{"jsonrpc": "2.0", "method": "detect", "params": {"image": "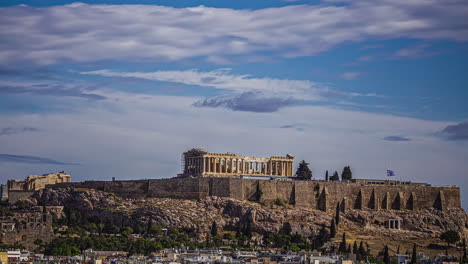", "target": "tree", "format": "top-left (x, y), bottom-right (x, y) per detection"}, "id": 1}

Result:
top-left (441, 230), bottom-right (461, 250)
top-left (359, 241), bottom-right (366, 260)
top-left (462, 238), bottom-right (467, 263)
top-left (330, 171), bottom-right (340, 181)
top-left (383, 245), bottom-right (390, 264)
top-left (147, 217), bottom-right (153, 234)
top-left (339, 233), bottom-right (347, 254)
top-left (330, 219), bottom-right (337, 238)
top-left (353, 241), bottom-right (358, 255)
top-left (341, 166), bottom-right (353, 181)
top-left (121, 227), bottom-right (133, 237)
top-left (295, 160), bottom-right (313, 180)
top-left (244, 221), bottom-right (252, 238)
top-left (335, 203), bottom-right (341, 226)
top-left (411, 244), bottom-right (417, 264)
top-left (210, 221), bottom-right (218, 237)
top-left (223, 232), bottom-right (235, 240)
top-left (325, 170), bottom-right (329, 182)
top-left (396, 245), bottom-right (400, 255)
top-left (317, 225), bottom-right (330, 248)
